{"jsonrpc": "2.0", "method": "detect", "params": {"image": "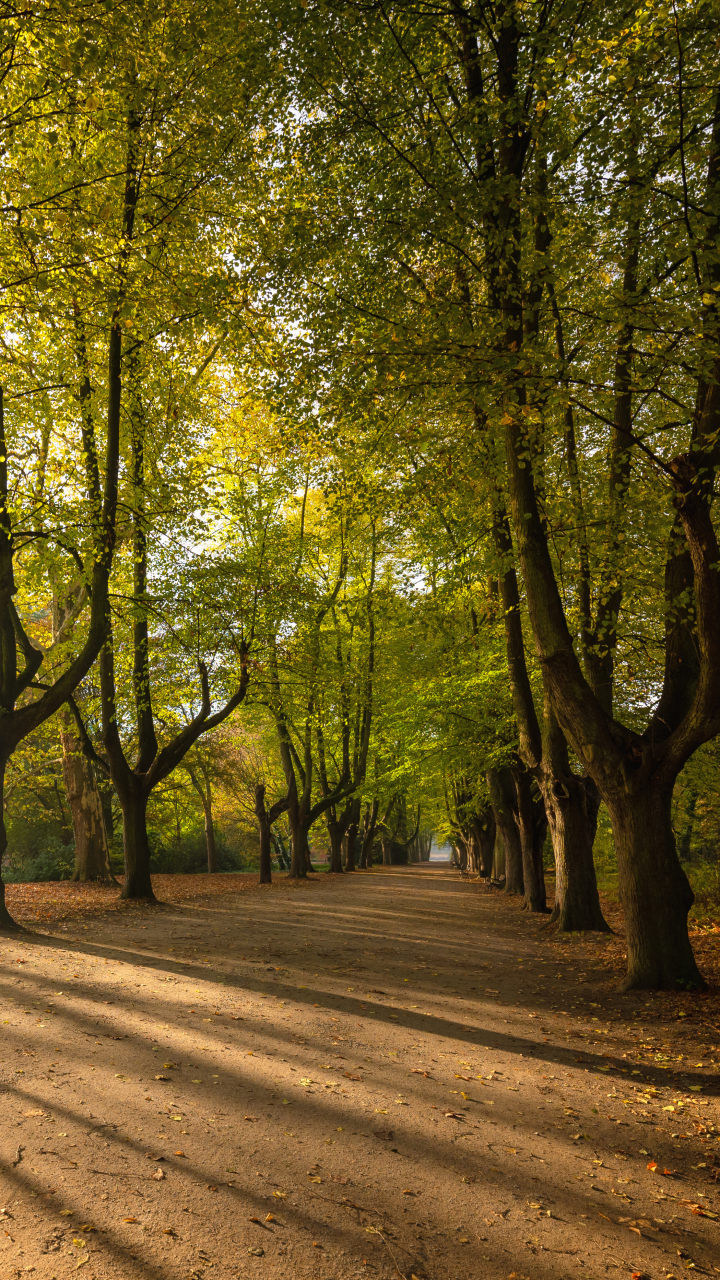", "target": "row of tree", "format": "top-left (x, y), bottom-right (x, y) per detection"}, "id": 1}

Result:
top-left (0, 0), bottom-right (718, 993)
